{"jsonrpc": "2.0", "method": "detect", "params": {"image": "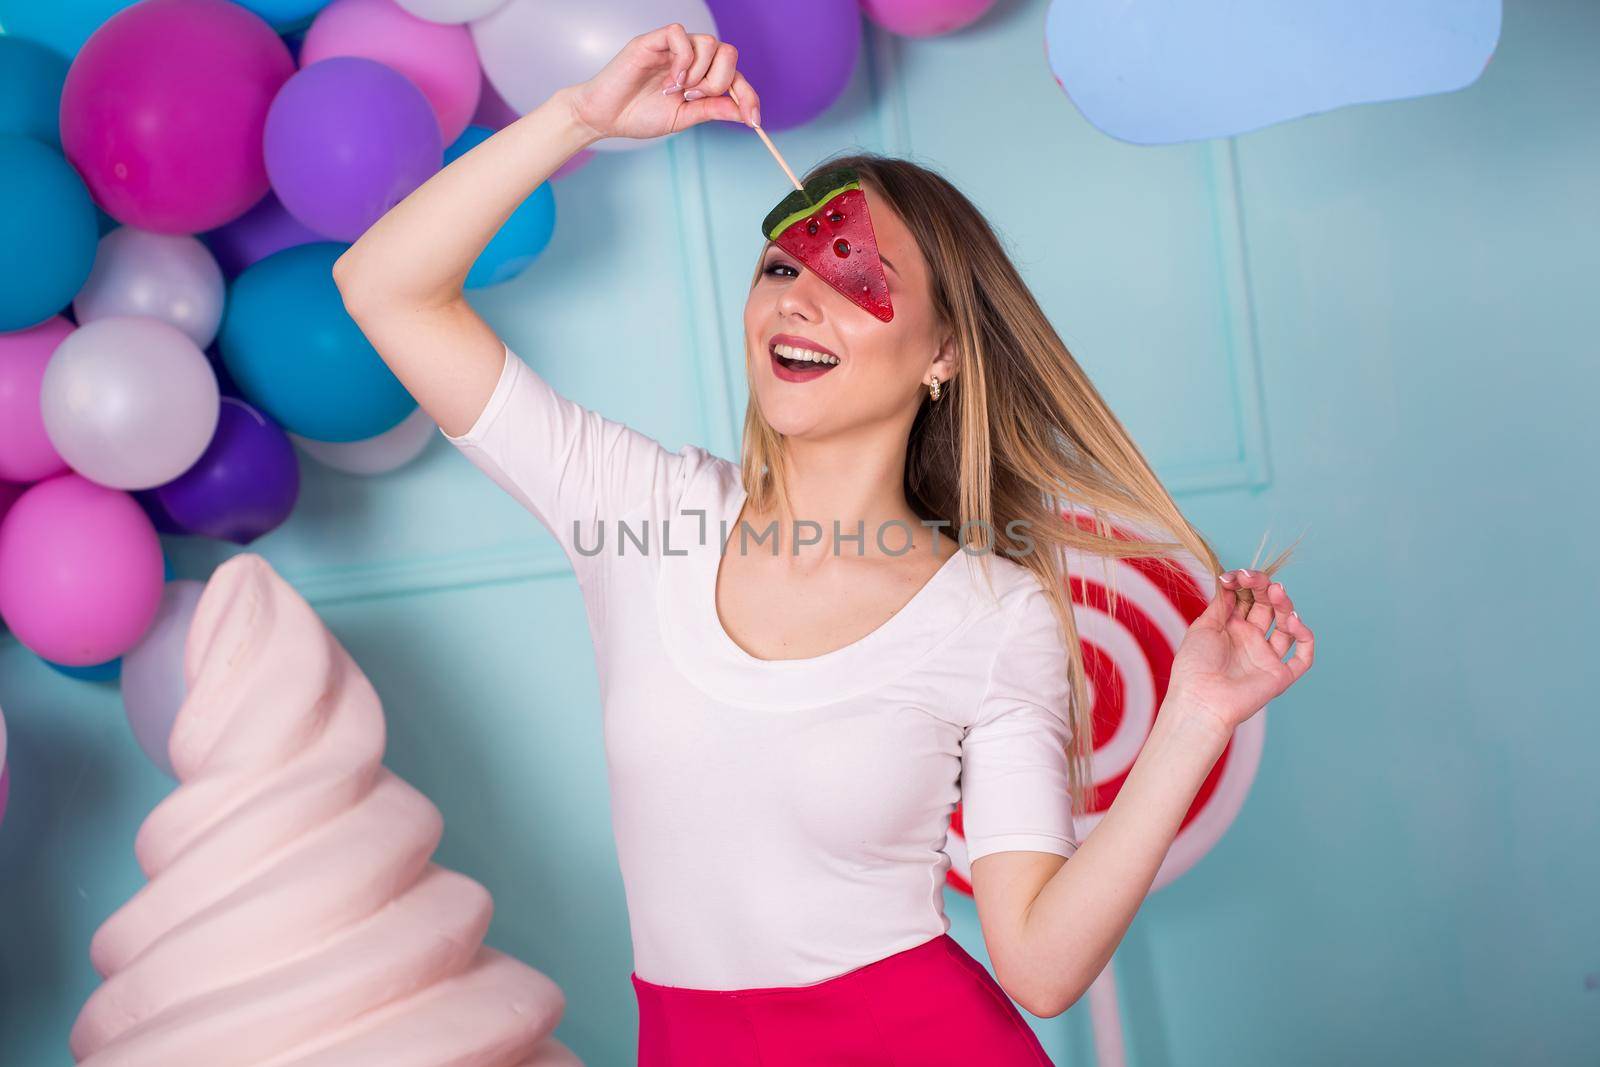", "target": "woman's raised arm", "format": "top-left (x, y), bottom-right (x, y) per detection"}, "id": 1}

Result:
top-left (331, 23), bottom-right (759, 439)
